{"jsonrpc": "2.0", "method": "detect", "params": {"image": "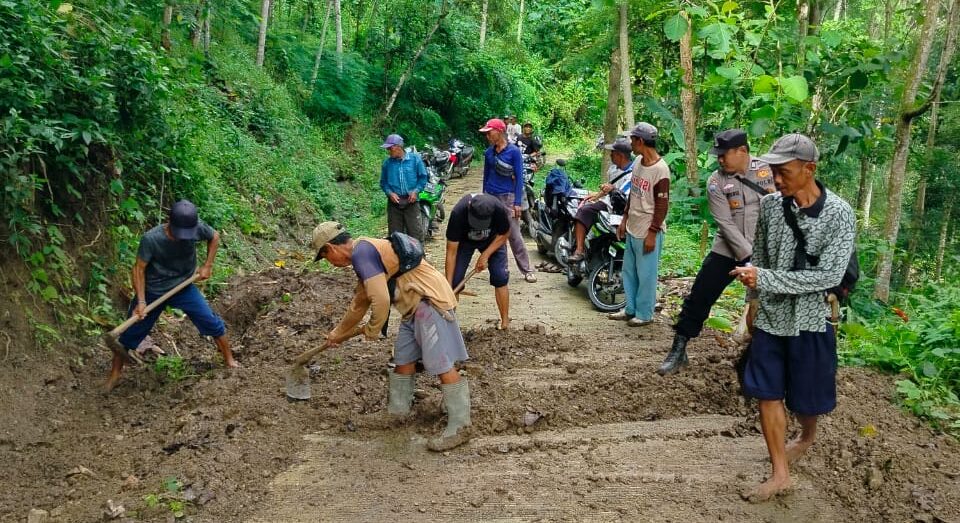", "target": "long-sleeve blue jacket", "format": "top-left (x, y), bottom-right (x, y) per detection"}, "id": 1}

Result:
top-left (482, 143), bottom-right (525, 206)
top-left (380, 152), bottom-right (428, 197)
